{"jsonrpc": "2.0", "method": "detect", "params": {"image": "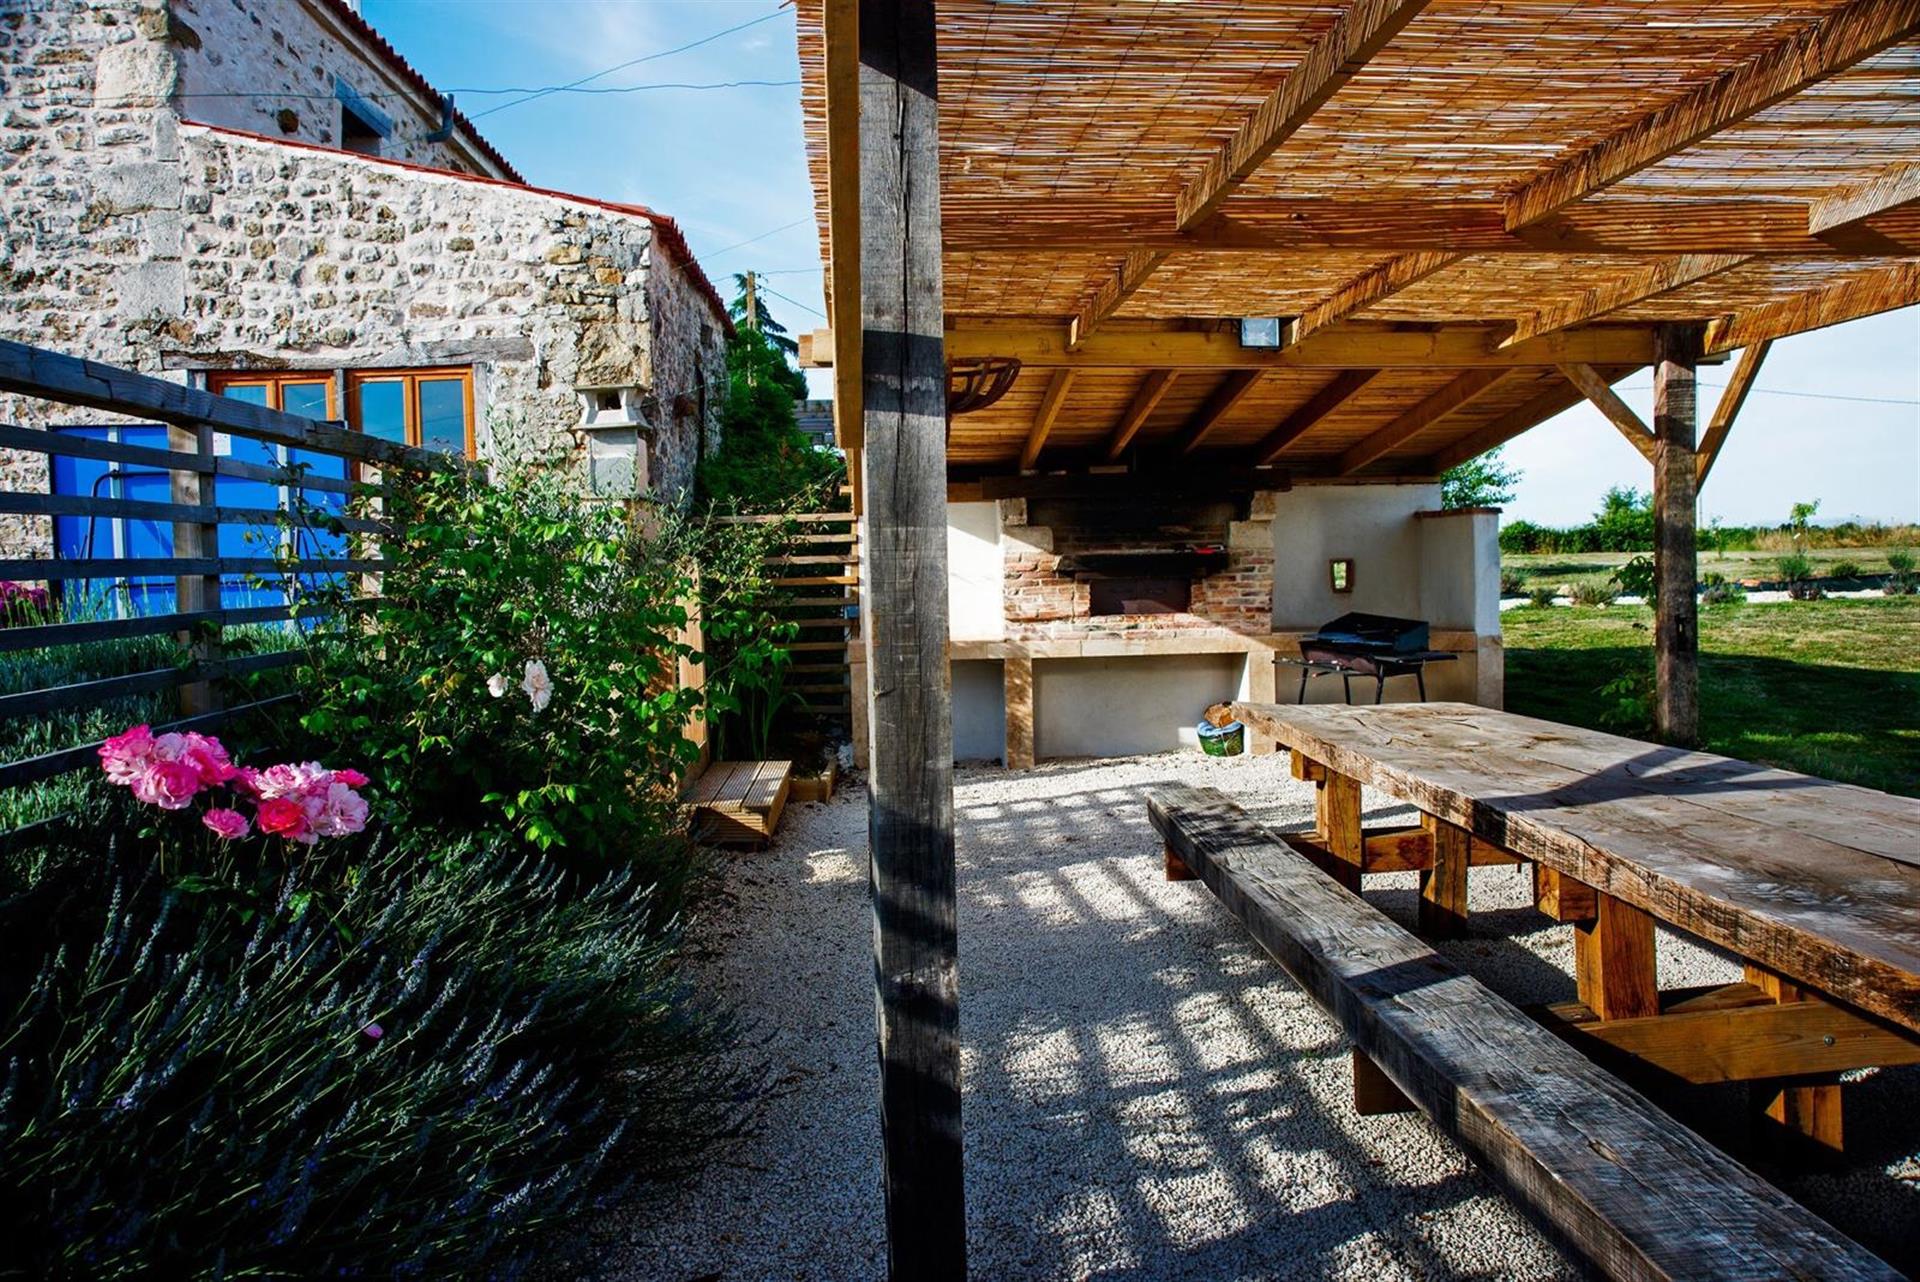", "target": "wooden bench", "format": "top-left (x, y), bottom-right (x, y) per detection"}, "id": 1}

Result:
top-left (1148, 783), bottom-right (1898, 1282)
